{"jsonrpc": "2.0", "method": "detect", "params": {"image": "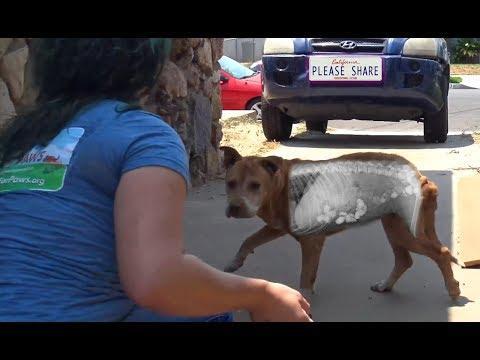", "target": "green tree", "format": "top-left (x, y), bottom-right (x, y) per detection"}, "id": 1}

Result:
top-left (452, 38), bottom-right (480, 63)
